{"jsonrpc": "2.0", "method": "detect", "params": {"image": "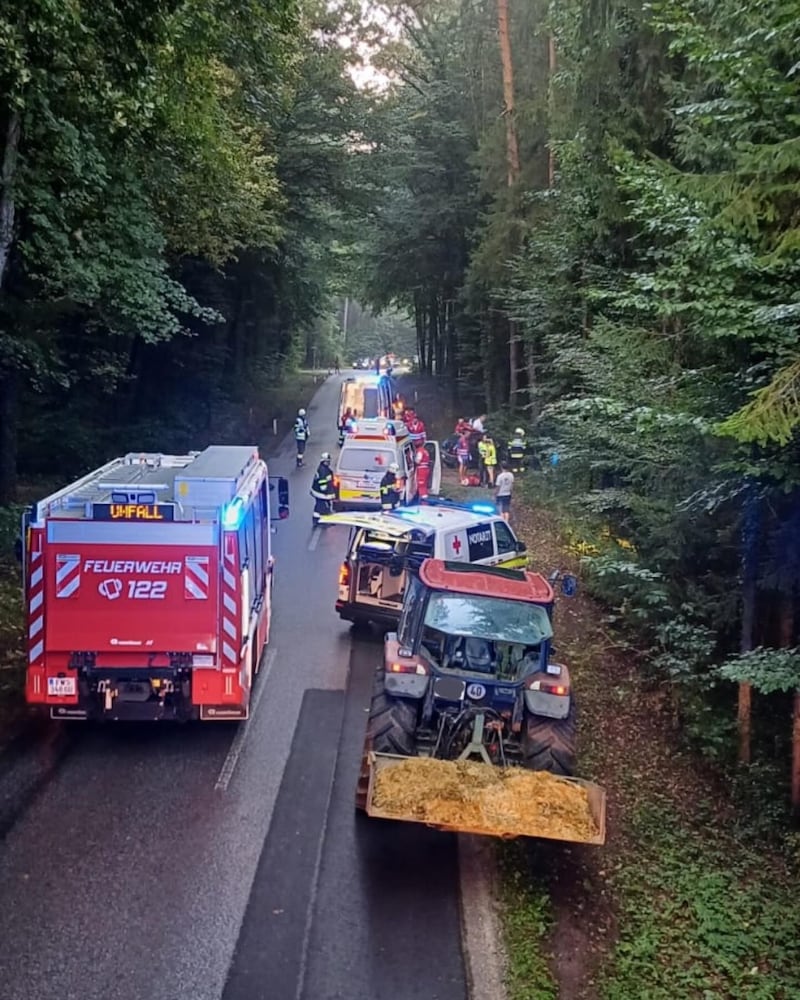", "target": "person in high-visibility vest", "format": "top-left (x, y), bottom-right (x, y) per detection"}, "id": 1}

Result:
top-left (294, 408), bottom-right (310, 467)
top-left (380, 463), bottom-right (402, 510)
top-left (310, 453), bottom-right (335, 525)
top-left (478, 434), bottom-right (497, 486)
top-left (415, 444), bottom-right (431, 499)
